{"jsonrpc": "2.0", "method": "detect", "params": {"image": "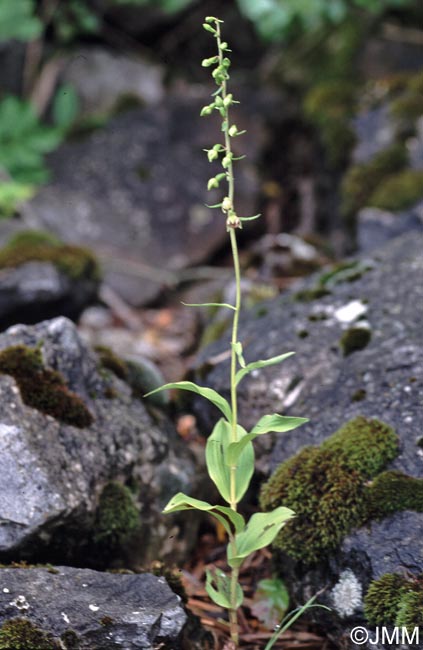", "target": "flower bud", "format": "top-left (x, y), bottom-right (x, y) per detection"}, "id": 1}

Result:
top-left (223, 94), bottom-right (233, 107)
top-left (202, 56), bottom-right (219, 67)
top-left (200, 105), bottom-right (213, 116)
top-left (222, 197), bottom-right (232, 212)
top-left (207, 177), bottom-right (219, 190)
top-left (222, 155), bottom-right (231, 168)
top-left (207, 149), bottom-right (219, 162)
top-left (228, 124), bottom-right (238, 137)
